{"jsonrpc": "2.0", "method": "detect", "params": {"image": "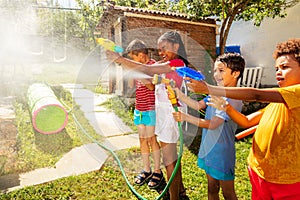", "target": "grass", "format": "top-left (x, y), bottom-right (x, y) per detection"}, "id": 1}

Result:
top-left (0, 86), bottom-right (102, 175)
top-left (0, 61), bottom-right (254, 199)
top-left (99, 96), bottom-right (137, 132)
top-left (0, 87), bottom-right (253, 199)
top-left (0, 139), bottom-right (252, 199)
